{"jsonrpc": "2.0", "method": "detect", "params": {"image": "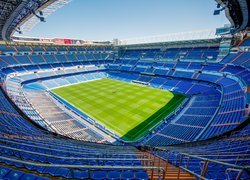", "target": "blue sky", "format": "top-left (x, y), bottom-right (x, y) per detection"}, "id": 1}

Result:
top-left (20, 0), bottom-right (229, 40)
